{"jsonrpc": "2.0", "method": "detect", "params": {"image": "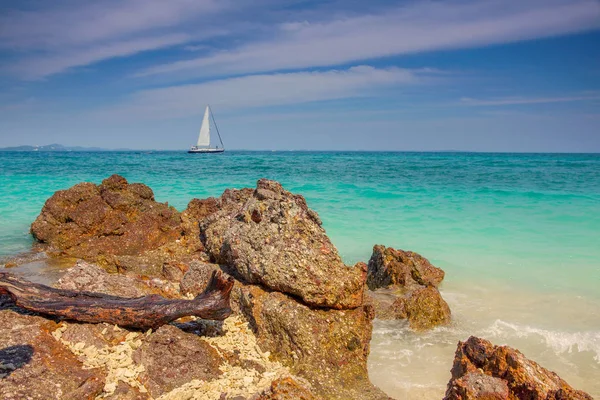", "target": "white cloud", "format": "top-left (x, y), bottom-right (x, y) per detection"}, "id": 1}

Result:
top-left (0, 0), bottom-right (228, 79)
top-left (96, 65), bottom-right (426, 119)
top-left (0, 0), bottom-right (223, 50)
top-left (460, 94), bottom-right (600, 106)
top-left (137, 0), bottom-right (600, 79)
top-left (7, 35), bottom-right (191, 80)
